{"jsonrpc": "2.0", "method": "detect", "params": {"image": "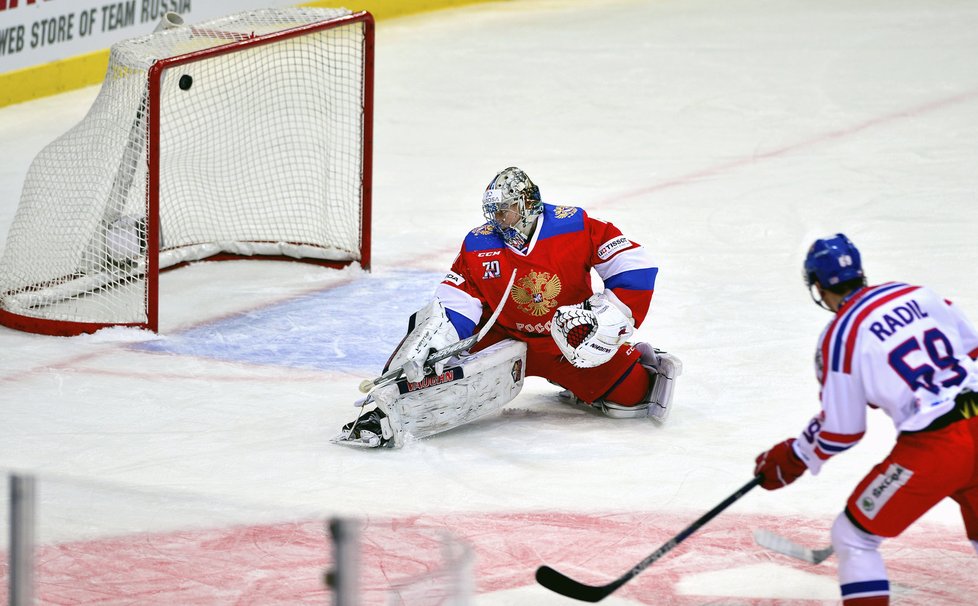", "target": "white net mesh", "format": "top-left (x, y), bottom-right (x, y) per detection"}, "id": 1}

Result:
top-left (0, 8), bottom-right (369, 333)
